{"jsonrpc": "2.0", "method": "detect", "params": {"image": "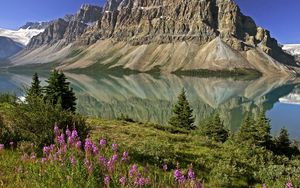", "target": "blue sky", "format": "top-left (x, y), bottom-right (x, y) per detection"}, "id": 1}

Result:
top-left (0, 0), bottom-right (299, 43)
